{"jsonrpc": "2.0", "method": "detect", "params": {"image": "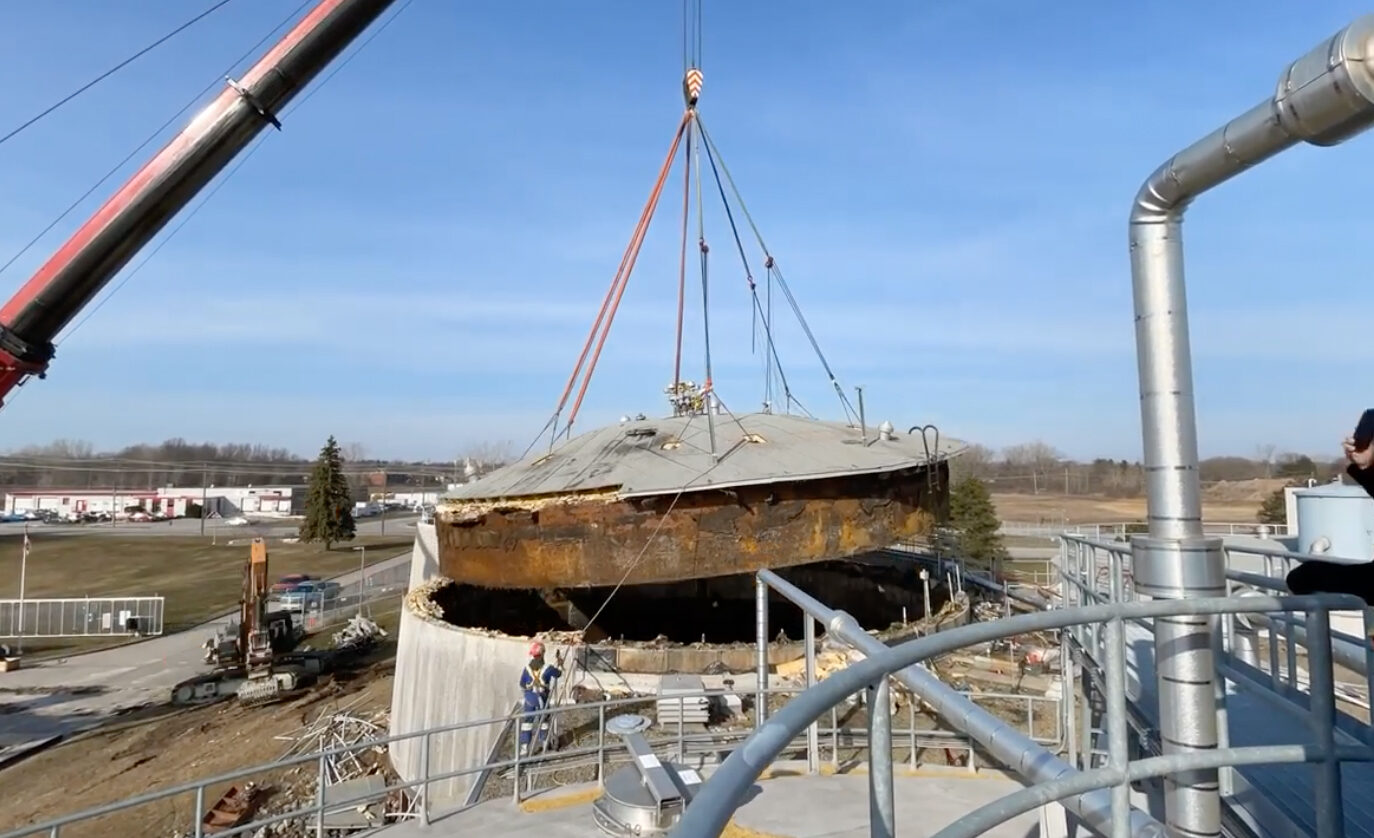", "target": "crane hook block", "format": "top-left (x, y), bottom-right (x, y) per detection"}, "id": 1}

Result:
top-left (683, 68), bottom-right (704, 107)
